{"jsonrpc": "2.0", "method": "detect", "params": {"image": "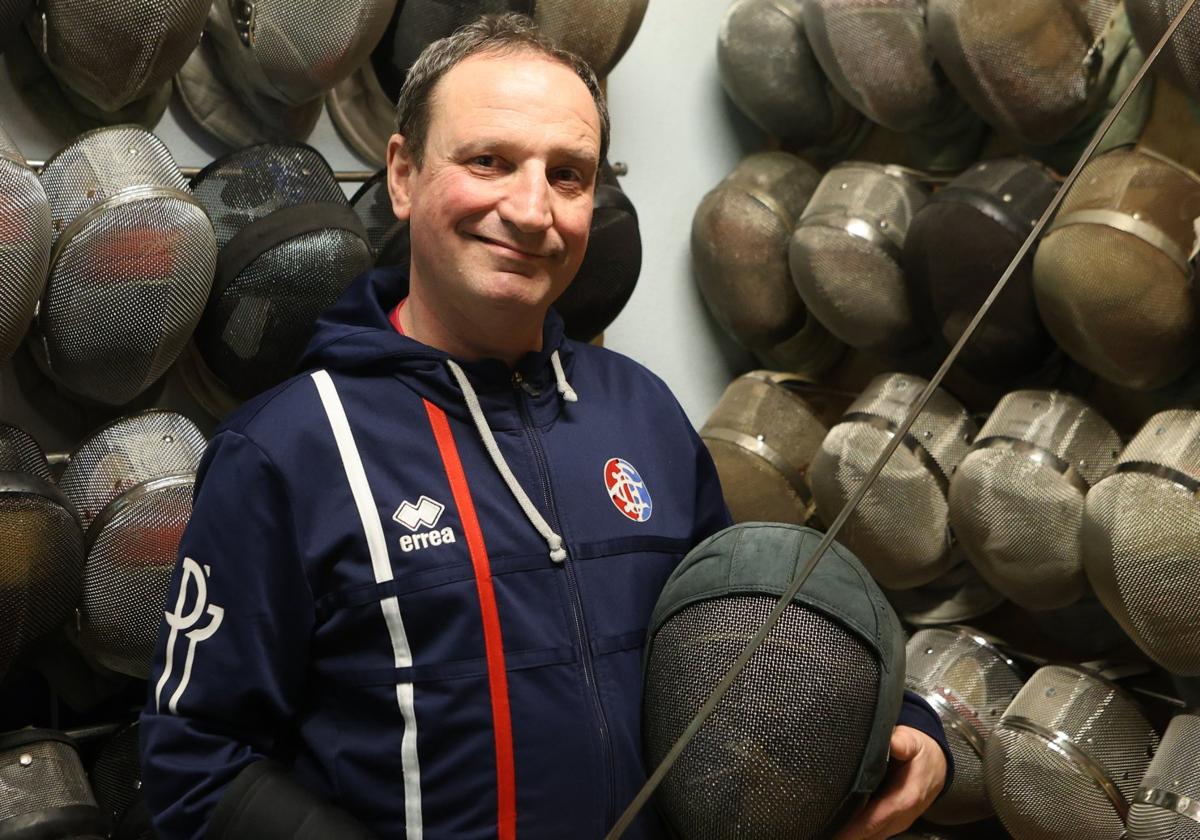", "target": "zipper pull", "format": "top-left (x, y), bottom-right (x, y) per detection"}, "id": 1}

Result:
top-left (512, 370), bottom-right (540, 397)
